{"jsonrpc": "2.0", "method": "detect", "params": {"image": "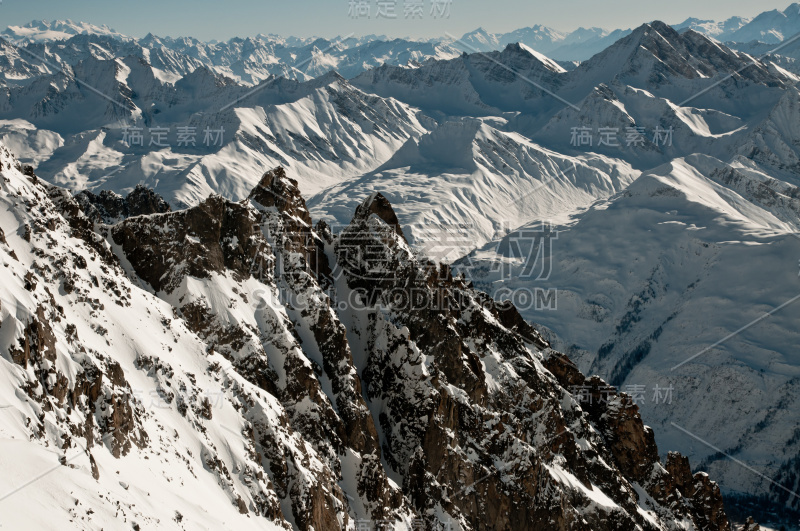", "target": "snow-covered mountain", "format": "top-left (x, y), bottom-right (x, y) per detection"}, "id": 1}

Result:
top-left (0, 62), bottom-right (429, 203)
top-left (672, 4), bottom-right (800, 76)
top-left (350, 42), bottom-right (568, 119)
top-left (1, 19), bottom-right (128, 43)
top-left (4, 9), bottom-right (800, 528)
top-left (453, 2), bottom-right (800, 63)
top-left (5, 2), bottom-right (800, 78)
top-left (140, 34), bottom-right (464, 84)
top-left (723, 3), bottom-right (800, 45)
top-left (308, 118), bottom-right (637, 259)
top-left (0, 23), bottom-right (463, 86)
top-left (456, 25), bottom-right (632, 62)
top-left (457, 28), bottom-right (504, 52)
top-left (454, 3), bottom-right (800, 62)
top-left (453, 2), bottom-right (800, 65)
top-left (456, 154), bottom-right (800, 524)
top-left (672, 16), bottom-right (752, 41)
top-left (0, 140), bottom-right (736, 529)
top-left (353, 22), bottom-right (796, 134)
